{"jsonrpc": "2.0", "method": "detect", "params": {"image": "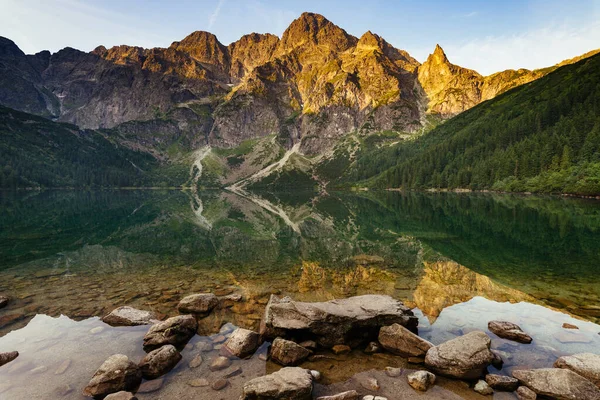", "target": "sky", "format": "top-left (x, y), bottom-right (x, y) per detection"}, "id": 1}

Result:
top-left (1, 0), bottom-right (599, 75)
